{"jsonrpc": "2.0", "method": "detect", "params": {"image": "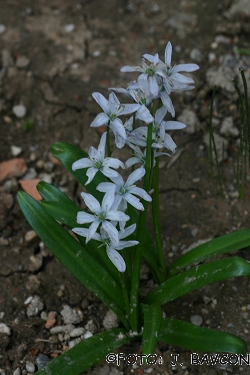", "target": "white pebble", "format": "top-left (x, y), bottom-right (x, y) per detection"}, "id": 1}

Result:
top-left (83, 331), bottom-right (93, 339)
top-left (92, 50), bottom-right (101, 57)
top-left (64, 24), bottom-right (75, 33)
top-left (11, 145), bottom-right (22, 156)
top-left (70, 327), bottom-right (85, 337)
top-left (190, 315), bottom-right (203, 326)
top-left (26, 362), bottom-right (35, 373)
top-left (103, 310), bottom-right (119, 330)
top-left (60, 305), bottom-right (83, 324)
top-left (12, 104), bottom-right (27, 118)
top-left (0, 323), bottom-right (11, 335)
top-left (0, 24), bottom-right (6, 34)
top-left (13, 368), bottom-right (21, 375)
